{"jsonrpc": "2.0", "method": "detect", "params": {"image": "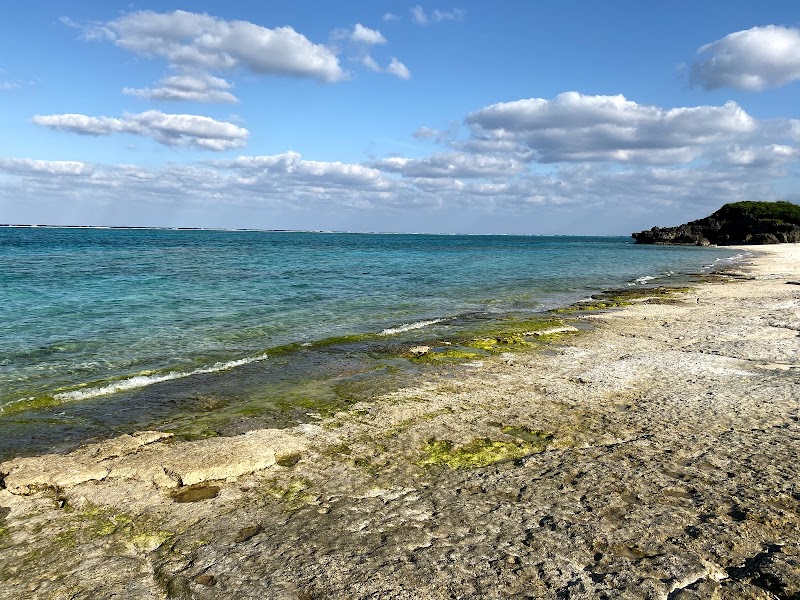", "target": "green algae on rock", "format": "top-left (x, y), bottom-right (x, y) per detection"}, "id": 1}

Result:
top-left (418, 434), bottom-right (552, 469)
top-left (550, 286), bottom-right (691, 314)
top-left (499, 425), bottom-right (554, 445)
top-left (411, 348), bottom-right (485, 363)
top-left (257, 477), bottom-right (316, 512)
